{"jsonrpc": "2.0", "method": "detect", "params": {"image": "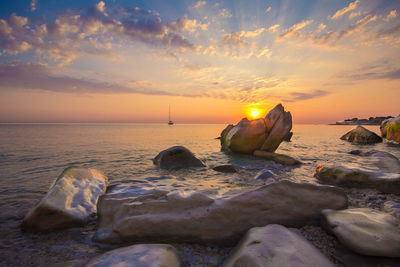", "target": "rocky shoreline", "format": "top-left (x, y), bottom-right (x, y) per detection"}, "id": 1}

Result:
top-left (2, 105), bottom-right (400, 266)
